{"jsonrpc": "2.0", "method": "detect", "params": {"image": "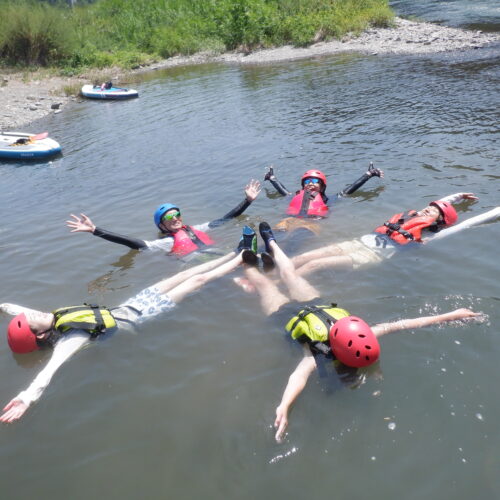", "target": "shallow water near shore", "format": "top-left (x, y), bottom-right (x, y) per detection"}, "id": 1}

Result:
top-left (1, 22), bottom-right (500, 500)
top-left (392, 0), bottom-right (500, 31)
